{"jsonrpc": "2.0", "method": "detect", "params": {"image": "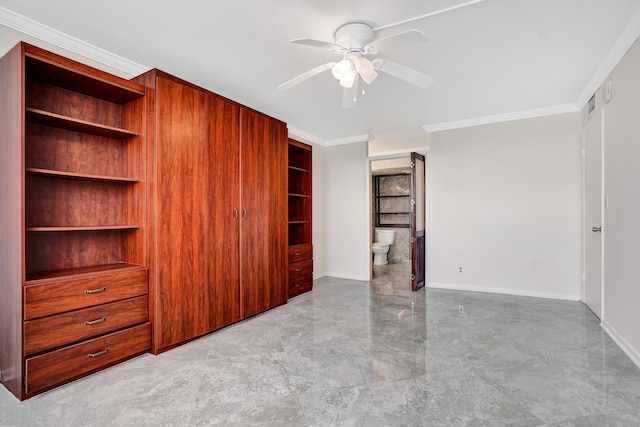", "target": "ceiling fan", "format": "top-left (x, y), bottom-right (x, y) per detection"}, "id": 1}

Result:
top-left (277, 0), bottom-right (487, 108)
